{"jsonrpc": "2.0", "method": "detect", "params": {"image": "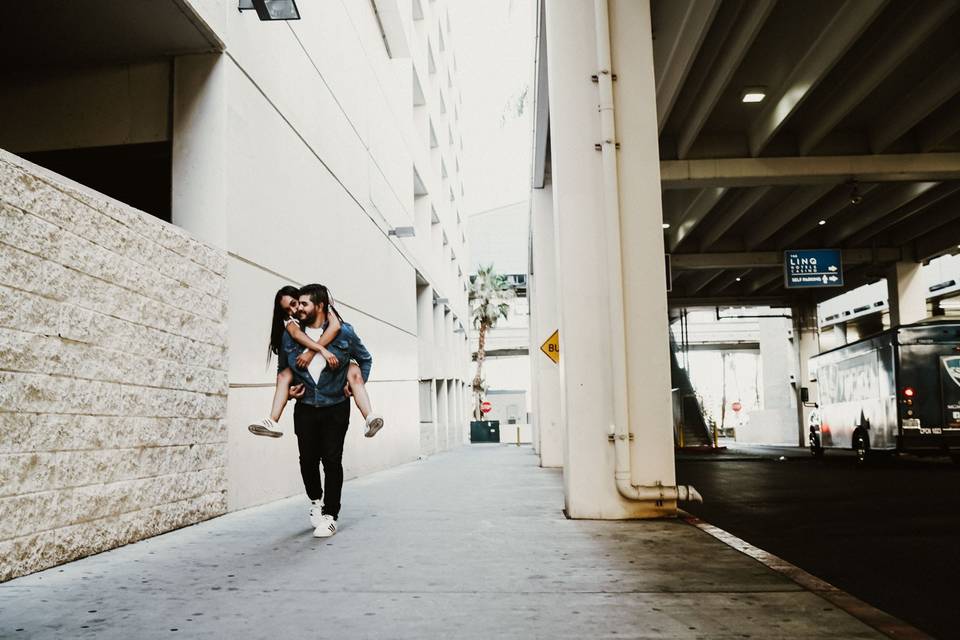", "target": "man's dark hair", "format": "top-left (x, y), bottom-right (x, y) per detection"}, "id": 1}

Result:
top-left (298, 283), bottom-right (344, 322)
